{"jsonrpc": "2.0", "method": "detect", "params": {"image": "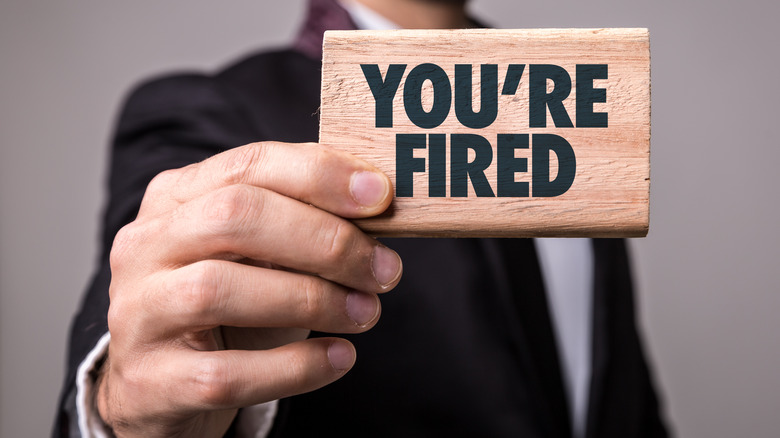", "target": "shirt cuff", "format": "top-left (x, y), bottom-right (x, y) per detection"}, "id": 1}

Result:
top-left (235, 400), bottom-right (279, 438)
top-left (75, 332), bottom-right (112, 438)
top-left (75, 332), bottom-right (279, 438)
